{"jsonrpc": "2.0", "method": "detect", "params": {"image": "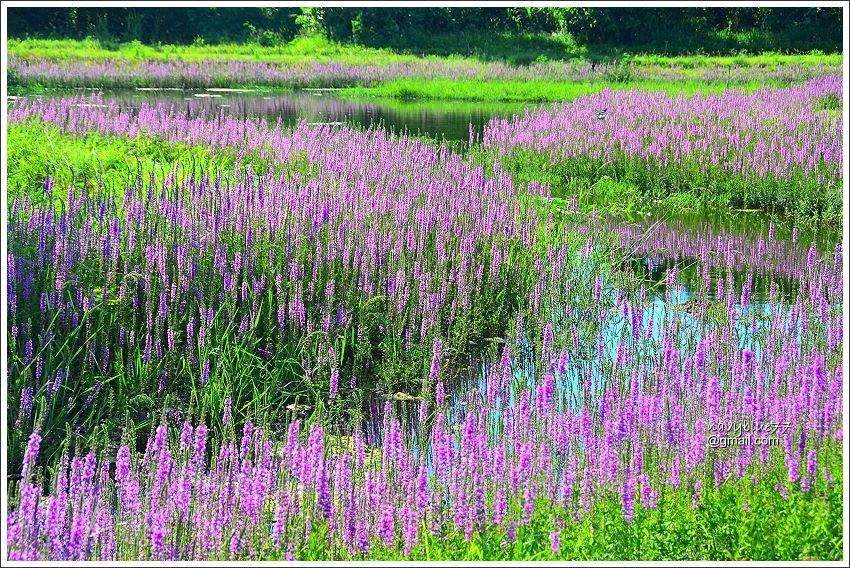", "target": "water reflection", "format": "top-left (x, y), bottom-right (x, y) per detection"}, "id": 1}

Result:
top-left (31, 87), bottom-right (527, 143)
top-left (361, 210), bottom-right (841, 448)
top-left (607, 211), bottom-right (840, 284)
